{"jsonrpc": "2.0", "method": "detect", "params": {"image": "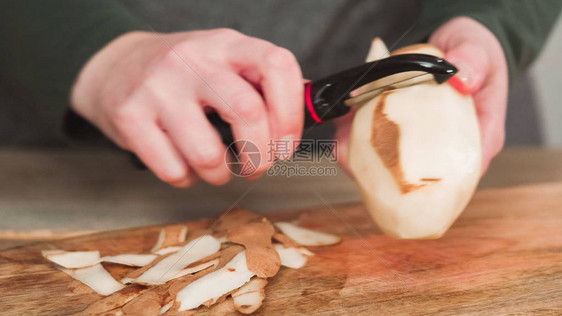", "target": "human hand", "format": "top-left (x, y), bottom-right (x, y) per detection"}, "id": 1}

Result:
top-left (335, 17), bottom-right (508, 175)
top-left (71, 29), bottom-right (303, 187)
